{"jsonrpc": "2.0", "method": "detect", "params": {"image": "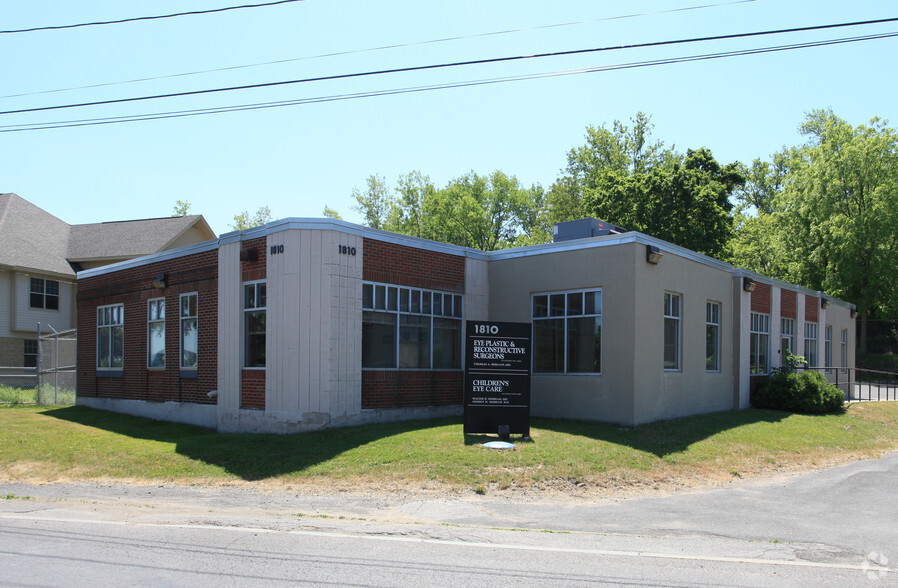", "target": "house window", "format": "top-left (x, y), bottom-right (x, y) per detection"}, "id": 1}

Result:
top-left (664, 293), bottom-right (681, 371)
top-left (147, 298), bottom-right (165, 369)
top-left (97, 304), bottom-right (124, 369)
top-left (30, 278), bottom-right (59, 310)
top-left (824, 325), bottom-right (832, 373)
top-left (841, 329), bottom-right (848, 373)
top-left (804, 322), bottom-right (818, 367)
top-left (706, 302), bottom-right (720, 372)
top-left (781, 318), bottom-right (795, 357)
top-left (180, 293), bottom-right (198, 370)
top-left (532, 289), bottom-right (602, 374)
top-left (361, 282), bottom-right (463, 369)
top-left (23, 340), bottom-right (37, 368)
top-left (244, 281), bottom-right (266, 368)
top-left (750, 312), bottom-right (770, 375)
